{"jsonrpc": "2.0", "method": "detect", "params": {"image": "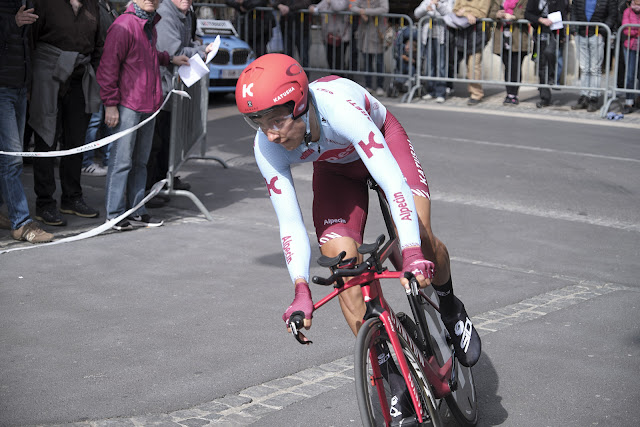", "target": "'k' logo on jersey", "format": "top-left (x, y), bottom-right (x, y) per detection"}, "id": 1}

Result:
top-left (358, 131), bottom-right (385, 158)
top-left (265, 176), bottom-right (281, 196)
